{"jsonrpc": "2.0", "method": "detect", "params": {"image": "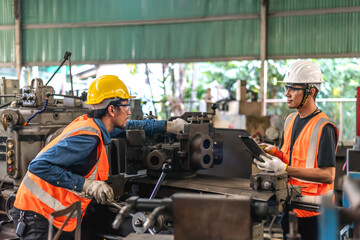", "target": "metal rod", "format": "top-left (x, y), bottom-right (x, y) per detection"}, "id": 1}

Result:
top-left (20, 6), bottom-right (360, 31)
top-left (0, 95), bottom-right (18, 97)
top-left (13, 0), bottom-right (22, 80)
top-left (45, 51), bottom-right (72, 86)
top-left (357, 87), bottom-right (360, 137)
top-left (0, 102), bottom-right (13, 109)
top-left (51, 94), bottom-right (81, 99)
top-left (22, 13), bottom-right (259, 30)
top-left (68, 55), bottom-right (73, 96)
top-left (149, 172), bottom-right (166, 200)
top-left (260, 0), bottom-right (267, 115)
top-left (45, 59), bottom-right (68, 86)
